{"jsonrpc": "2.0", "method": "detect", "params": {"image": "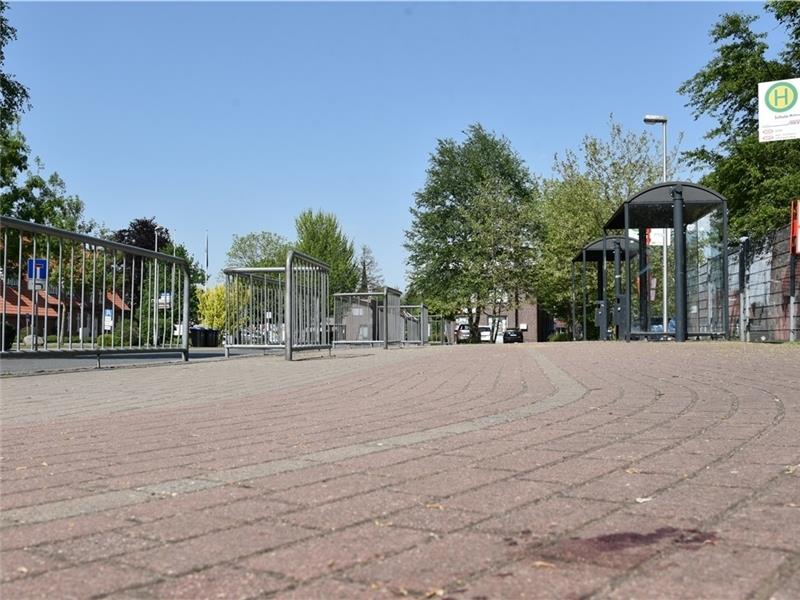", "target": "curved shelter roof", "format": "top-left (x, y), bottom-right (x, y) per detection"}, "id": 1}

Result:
top-left (604, 181), bottom-right (726, 230)
top-left (572, 236), bottom-right (639, 263)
